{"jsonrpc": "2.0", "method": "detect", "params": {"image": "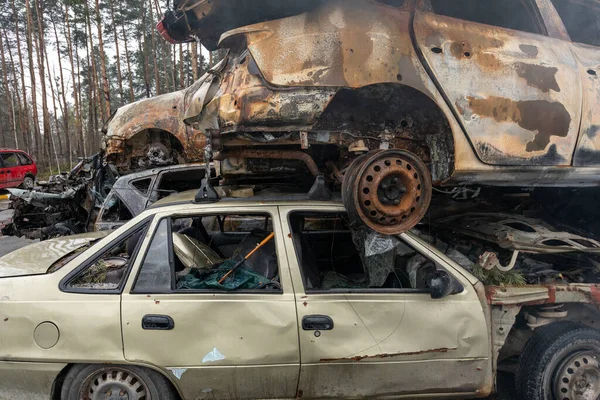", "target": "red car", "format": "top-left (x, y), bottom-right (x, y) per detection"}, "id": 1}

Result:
top-left (0, 150), bottom-right (36, 189)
